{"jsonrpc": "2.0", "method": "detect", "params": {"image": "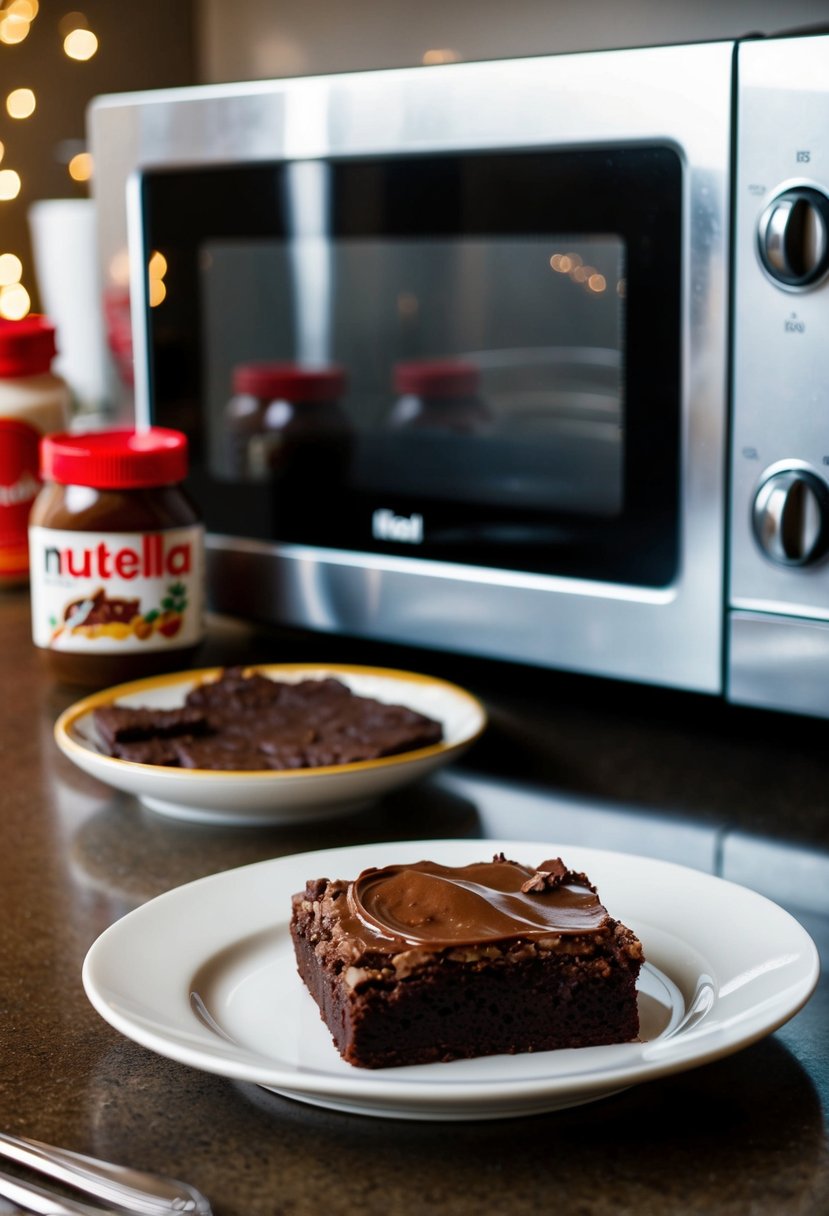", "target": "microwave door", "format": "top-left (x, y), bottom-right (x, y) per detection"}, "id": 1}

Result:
top-left (140, 146), bottom-right (676, 583)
